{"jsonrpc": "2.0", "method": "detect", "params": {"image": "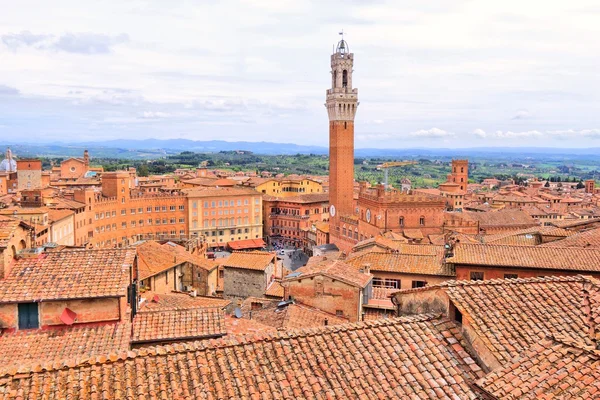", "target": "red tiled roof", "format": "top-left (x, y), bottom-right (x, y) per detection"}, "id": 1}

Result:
top-left (224, 314), bottom-right (276, 336)
top-left (345, 251), bottom-right (452, 276)
top-left (289, 259), bottom-right (372, 288)
top-left (440, 276), bottom-right (594, 366)
top-left (0, 217), bottom-right (26, 248)
top-left (541, 227), bottom-right (600, 248)
top-left (0, 322), bottom-right (130, 375)
top-left (448, 243), bottom-right (600, 272)
top-left (240, 298), bottom-right (347, 330)
top-left (0, 315), bottom-right (484, 399)
top-left (264, 280), bottom-right (284, 298)
top-left (462, 209), bottom-right (539, 228)
top-left (474, 335), bottom-right (600, 399)
top-left (136, 241), bottom-right (215, 280)
top-left (223, 251), bottom-right (275, 271)
top-left (132, 307), bottom-right (226, 344)
top-left (0, 249), bottom-right (134, 302)
top-left (140, 292), bottom-right (230, 311)
top-left (227, 238), bottom-right (265, 250)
